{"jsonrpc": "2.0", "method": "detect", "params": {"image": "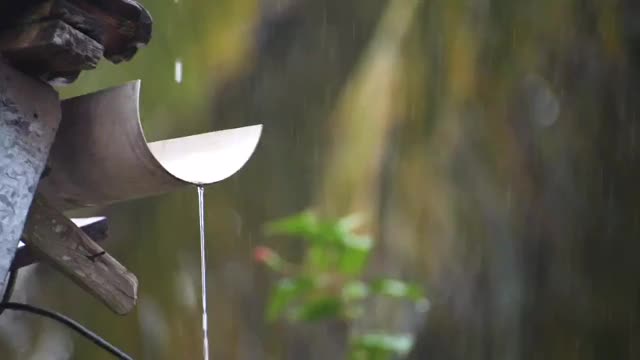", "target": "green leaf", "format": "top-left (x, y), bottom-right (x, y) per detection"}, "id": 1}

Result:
top-left (344, 304), bottom-right (365, 320)
top-left (352, 333), bottom-right (415, 356)
top-left (265, 211), bottom-right (344, 245)
top-left (265, 211), bottom-right (319, 239)
top-left (338, 244), bottom-right (370, 275)
top-left (266, 277), bottom-right (313, 322)
top-left (370, 279), bottom-right (425, 301)
top-left (337, 213), bottom-right (366, 233)
top-left (290, 297), bottom-right (343, 322)
top-left (341, 280), bottom-right (369, 302)
top-left (341, 234), bottom-right (373, 251)
top-left (328, 215), bottom-right (369, 248)
top-left (306, 245), bottom-right (335, 271)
